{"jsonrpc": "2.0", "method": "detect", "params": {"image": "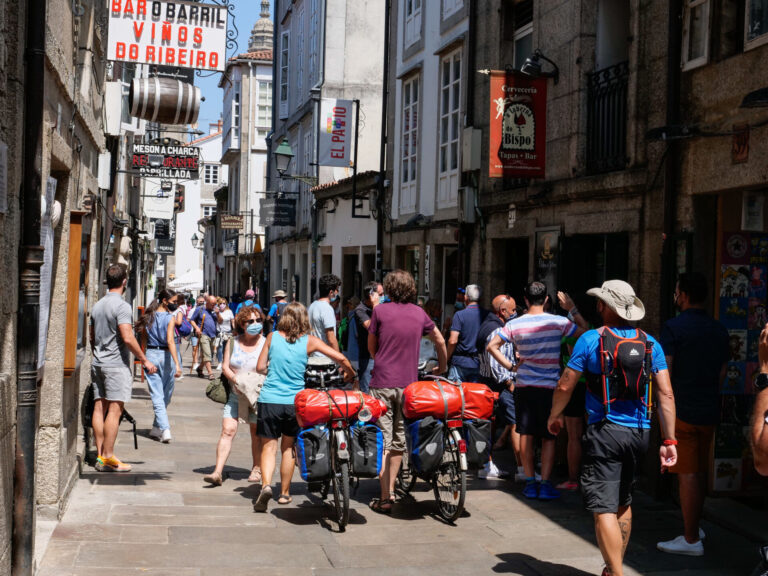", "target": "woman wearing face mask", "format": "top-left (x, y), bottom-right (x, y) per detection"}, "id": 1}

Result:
top-left (136, 289), bottom-right (183, 443)
top-left (204, 306), bottom-right (267, 486)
